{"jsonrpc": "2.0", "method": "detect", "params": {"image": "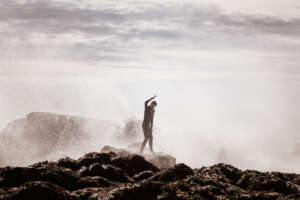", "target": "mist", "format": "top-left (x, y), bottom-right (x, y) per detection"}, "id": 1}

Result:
top-left (120, 71), bottom-right (300, 173)
top-left (1, 68), bottom-right (300, 173)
